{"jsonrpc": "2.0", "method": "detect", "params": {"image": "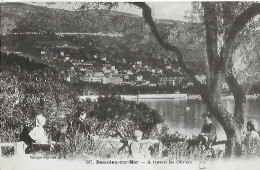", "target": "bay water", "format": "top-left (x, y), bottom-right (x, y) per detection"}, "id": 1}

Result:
top-left (140, 98), bottom-right (260, 140)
